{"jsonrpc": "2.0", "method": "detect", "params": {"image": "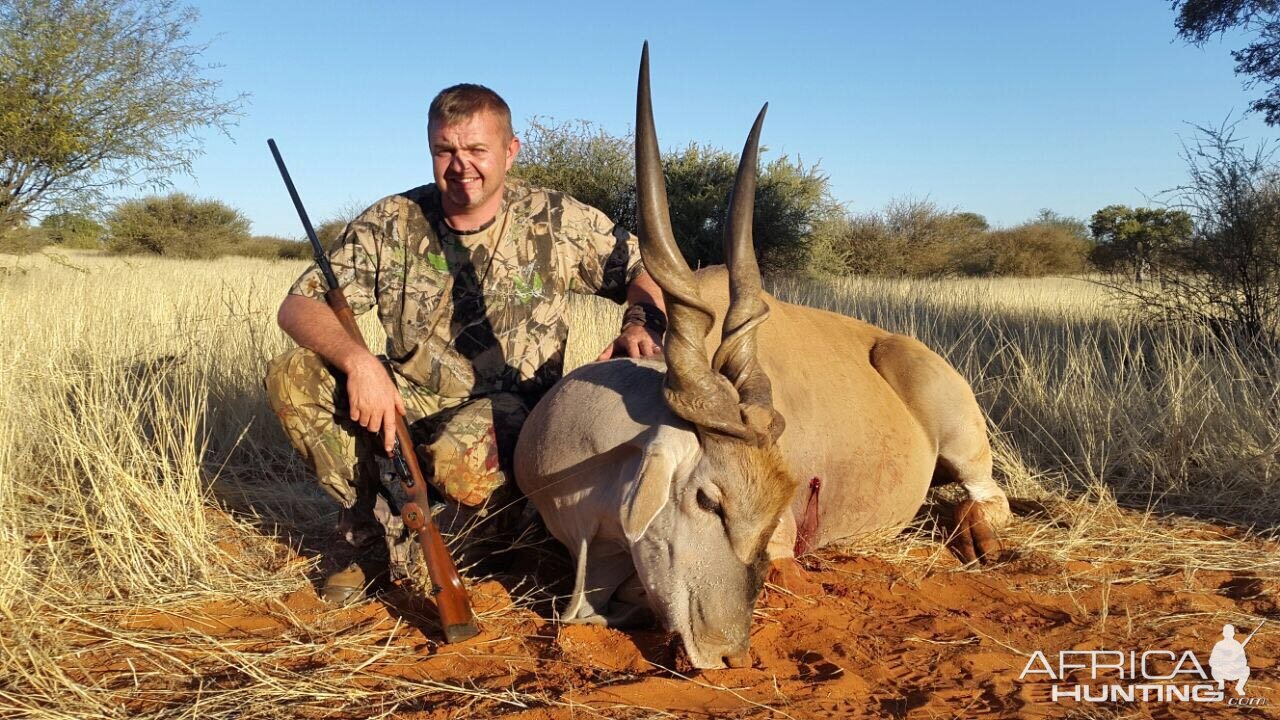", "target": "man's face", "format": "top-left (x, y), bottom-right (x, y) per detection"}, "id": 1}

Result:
top-left (429, 110), bottom-right (519, 218)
